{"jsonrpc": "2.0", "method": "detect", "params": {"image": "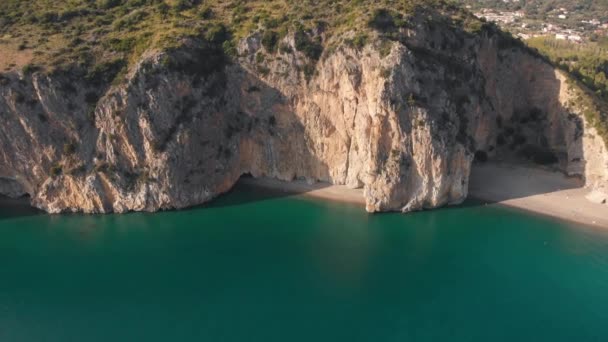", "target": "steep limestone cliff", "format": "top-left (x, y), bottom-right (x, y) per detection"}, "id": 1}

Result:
top-left (1, 10), bottom-right (607, 214)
